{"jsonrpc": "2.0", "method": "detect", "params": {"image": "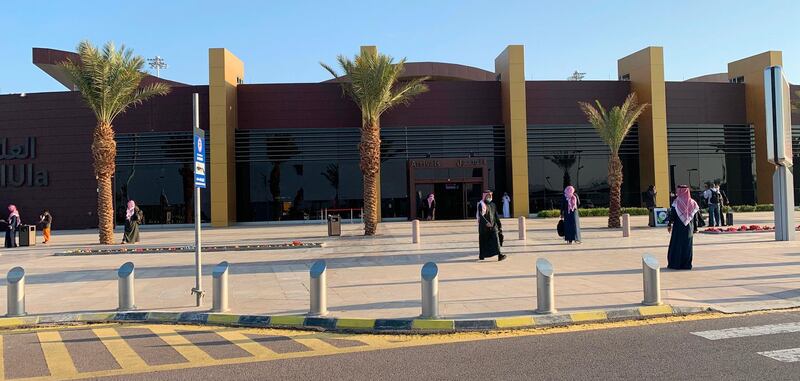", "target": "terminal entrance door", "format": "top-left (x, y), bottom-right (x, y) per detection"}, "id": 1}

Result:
top-left (408, 158), bottom-right (489, 220)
